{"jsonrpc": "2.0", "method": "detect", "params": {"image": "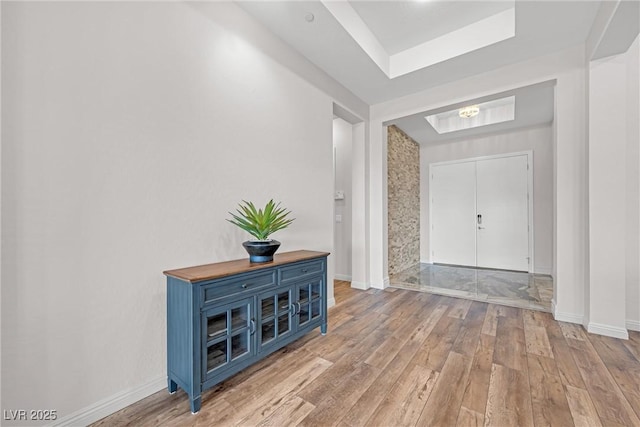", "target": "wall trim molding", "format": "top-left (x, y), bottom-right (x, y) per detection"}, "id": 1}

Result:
top-left (328, 297), bottom-right (337, 308)
top-left (350, 281), bottom-right (370, 290)
top-left (383, 276), bottom-right (390, 288)
top-left (52, 376), bottom-right (166, 426)
top-left (626, 319), bottom-right (640, 332)
top-left (552, 299), bottom-right (584, 324)
top-left (334, 274), bottom-right (352, 282)
top-left (587, 322), bottom-right (629, 339)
